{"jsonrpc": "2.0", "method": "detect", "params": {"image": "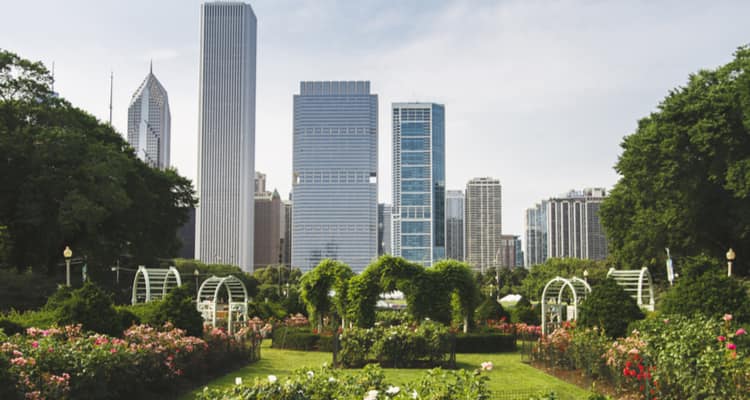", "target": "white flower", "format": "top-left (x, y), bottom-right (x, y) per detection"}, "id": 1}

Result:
top-left (328, 377), bottom-right (337, 383)
top-left (234, 377), bottom-right (243, 385)
top-left (480, 361), bottom-right (493, 371)
top-left (268, 375), bottom-right (277, 384)
top-left (386, 386), bottom-right (400, 395)
top-left (307, 370), bottom-right (315, 378)
top-left (364, 389), bottom-right (379, 400)
top-left (411, 390), bottom-right (418, 399)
